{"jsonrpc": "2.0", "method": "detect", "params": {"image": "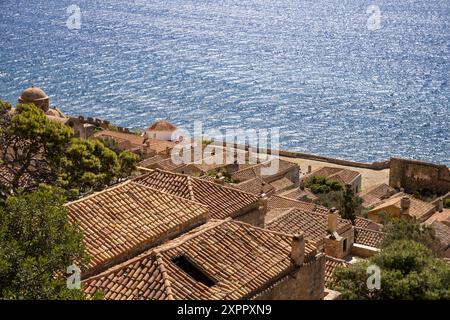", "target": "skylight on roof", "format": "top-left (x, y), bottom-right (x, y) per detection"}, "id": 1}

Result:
top-left (172, 256), bottom-right (216, 287)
